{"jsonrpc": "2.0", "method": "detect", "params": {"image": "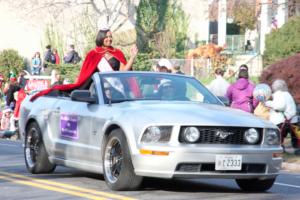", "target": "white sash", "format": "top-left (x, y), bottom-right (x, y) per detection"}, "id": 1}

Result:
top-left (97, 57), bottom-right (113, 72)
